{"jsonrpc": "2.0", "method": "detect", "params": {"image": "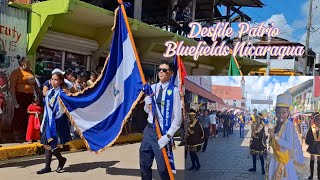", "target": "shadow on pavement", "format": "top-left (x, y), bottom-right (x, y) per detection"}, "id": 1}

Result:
top-left (63, 161), bottom-right (120, 173)
top-left (185, 128), bottom-right (266, 180)
top-left (106, 167), bottom-right (185, 179)
top-left (0, 158), bottom-right (46, 168)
